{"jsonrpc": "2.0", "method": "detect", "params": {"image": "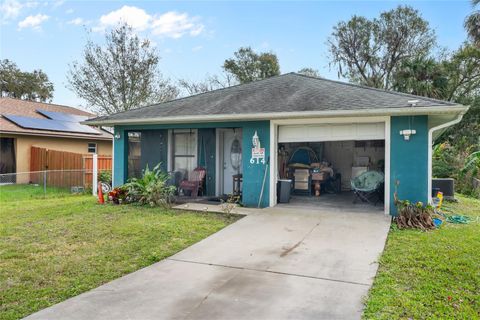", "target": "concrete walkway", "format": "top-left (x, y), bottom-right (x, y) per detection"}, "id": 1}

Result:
top-left (25, 206), bottom-right (391, 320)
